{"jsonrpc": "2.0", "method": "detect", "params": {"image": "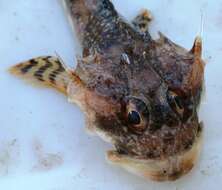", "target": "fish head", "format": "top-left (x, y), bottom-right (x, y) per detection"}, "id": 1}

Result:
top-left (68, 36), bottom-right (204, 181)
